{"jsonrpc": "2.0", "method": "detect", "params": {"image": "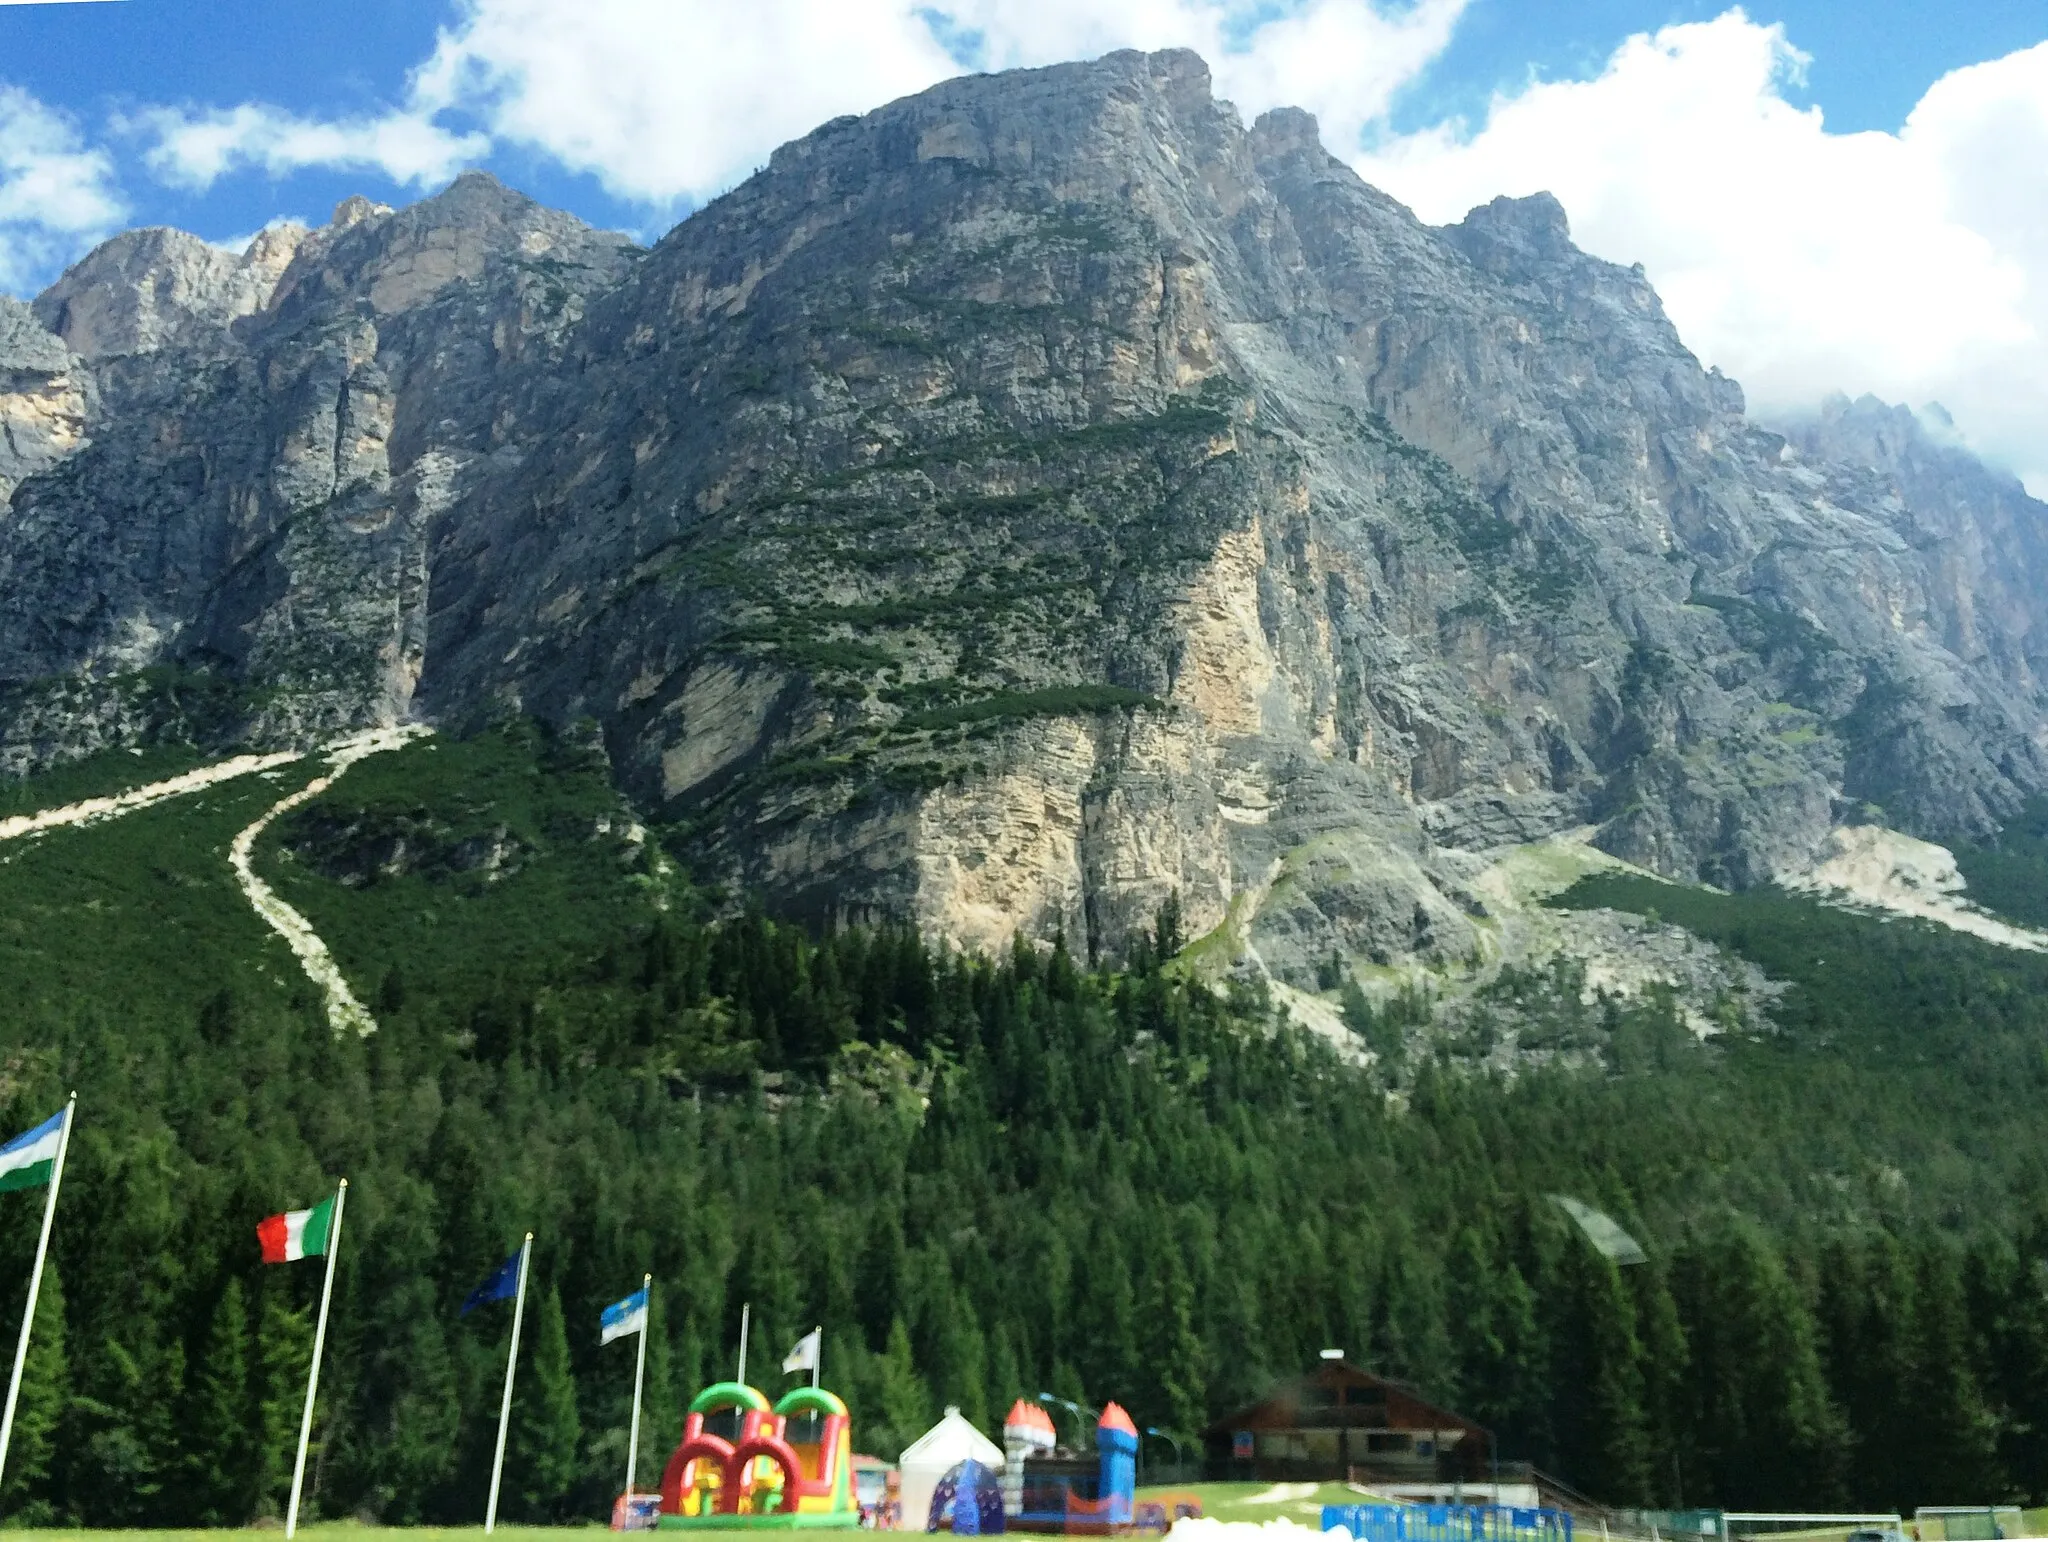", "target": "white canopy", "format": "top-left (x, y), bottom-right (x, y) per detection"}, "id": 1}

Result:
top-left (898, 1406), bottom-right (1004, 1532)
